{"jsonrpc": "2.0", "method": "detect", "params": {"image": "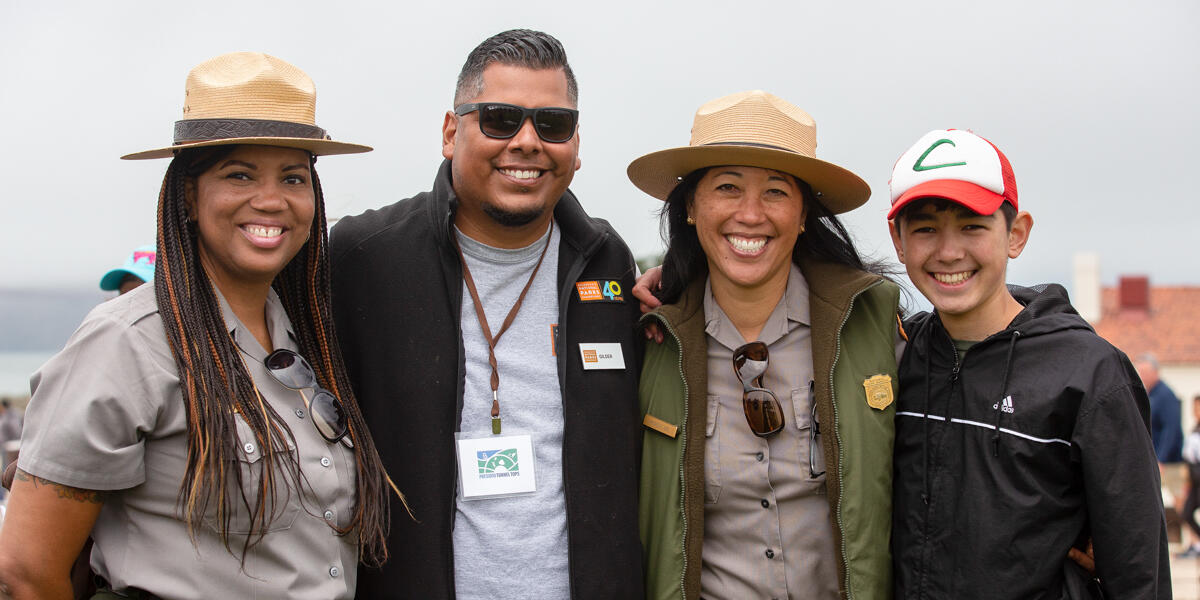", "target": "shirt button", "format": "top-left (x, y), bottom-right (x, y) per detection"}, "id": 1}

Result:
top-left (755, 451), bottom-right (764, 462)
top-left (329, 566), bottom-right (340, 578)
top-left (324, 510), bottom-right (334, 521)
top-left (765, 549), bottom-right (775, 559)
top-left (321, 456), bottom-right (332, 468)
top-left (761, 499), bottom-right (770, 508)
top-left (295, 408), bottom-right (305, 418)
top-left (243, 443), bottom-right (255, 454)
